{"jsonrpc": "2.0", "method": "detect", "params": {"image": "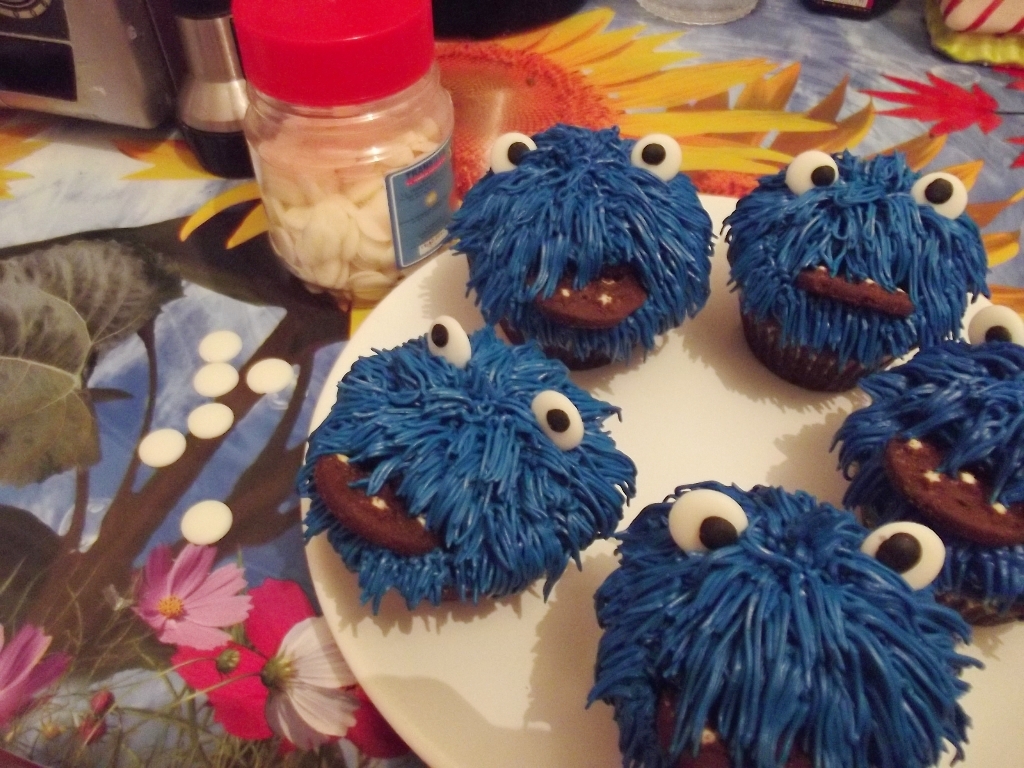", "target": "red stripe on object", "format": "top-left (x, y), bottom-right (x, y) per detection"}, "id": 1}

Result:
top-left (966, 0), bottom-right (1005, 31)
top-left (1009, 15), bottom-right (1024, 33)
top-left (942, 0), bottom-right (965, 18)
